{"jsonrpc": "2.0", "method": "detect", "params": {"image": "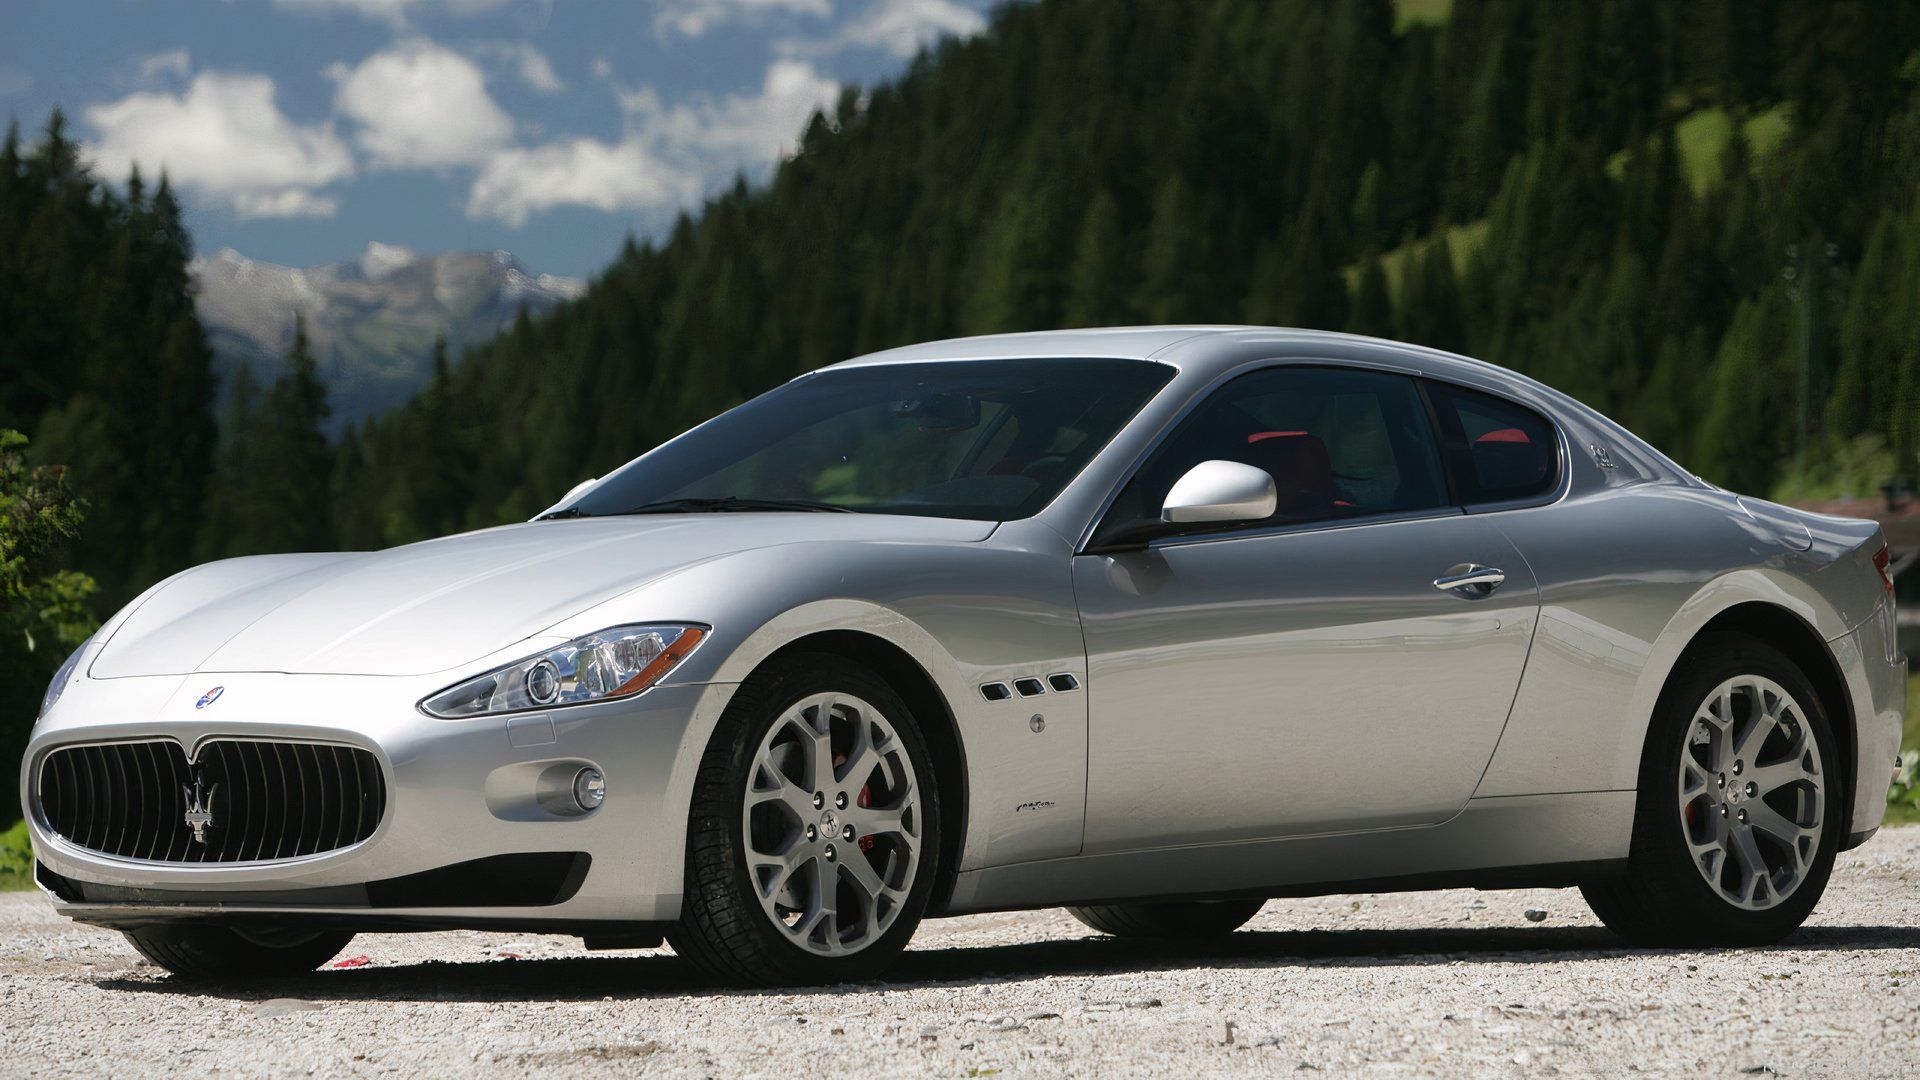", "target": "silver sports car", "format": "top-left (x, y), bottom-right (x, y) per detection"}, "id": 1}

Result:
top-left (23, 327), bottom-right (1904, 986)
